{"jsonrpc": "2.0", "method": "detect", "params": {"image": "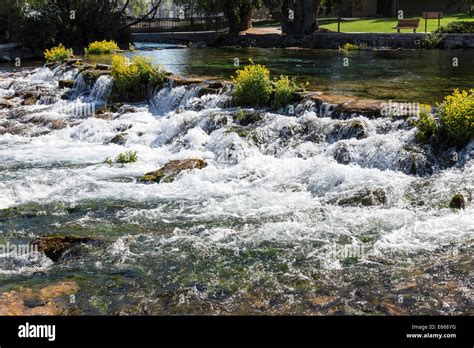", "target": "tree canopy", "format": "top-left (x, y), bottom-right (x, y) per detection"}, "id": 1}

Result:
top-left (2, 0), bottom-right (164, 49)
